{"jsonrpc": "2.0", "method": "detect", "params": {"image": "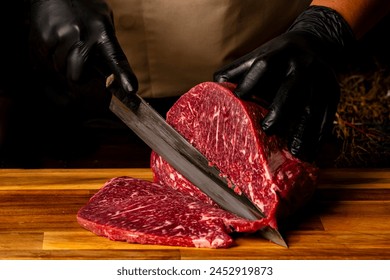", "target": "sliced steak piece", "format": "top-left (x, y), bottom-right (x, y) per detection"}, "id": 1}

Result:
top-left (77, 177), bottom-right (265, 248)
top-left (151, 82), bottom-right (318, 230)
